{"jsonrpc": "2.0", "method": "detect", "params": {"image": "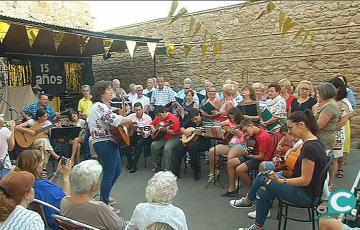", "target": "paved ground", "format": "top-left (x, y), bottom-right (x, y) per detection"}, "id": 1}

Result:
top-left (104, 148), bottom-right (360, 230)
